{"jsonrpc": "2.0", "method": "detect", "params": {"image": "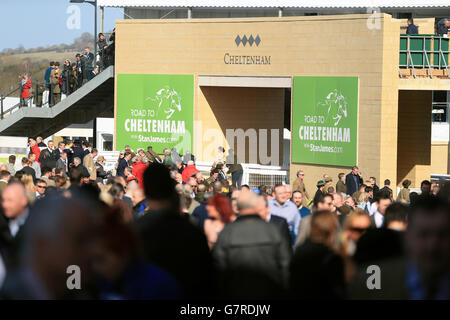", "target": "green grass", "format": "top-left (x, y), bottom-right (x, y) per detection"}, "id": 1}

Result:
top-left (0, 154), bottom-right (26, 165)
